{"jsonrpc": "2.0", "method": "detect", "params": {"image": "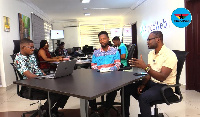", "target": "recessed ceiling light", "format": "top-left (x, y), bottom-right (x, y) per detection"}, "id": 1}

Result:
top-left (81, 0), bottom-right (90, 3)
top-left (83, 8), bottom-right (88, 10)
top-left (84, 13), bottom-right (90, 16)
